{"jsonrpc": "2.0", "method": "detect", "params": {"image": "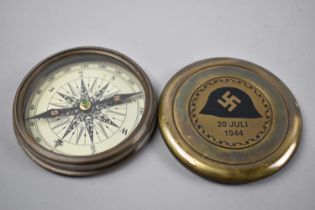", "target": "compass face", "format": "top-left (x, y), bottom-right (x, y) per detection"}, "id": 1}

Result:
top-left (25, 61), bottom-right (145, 156)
